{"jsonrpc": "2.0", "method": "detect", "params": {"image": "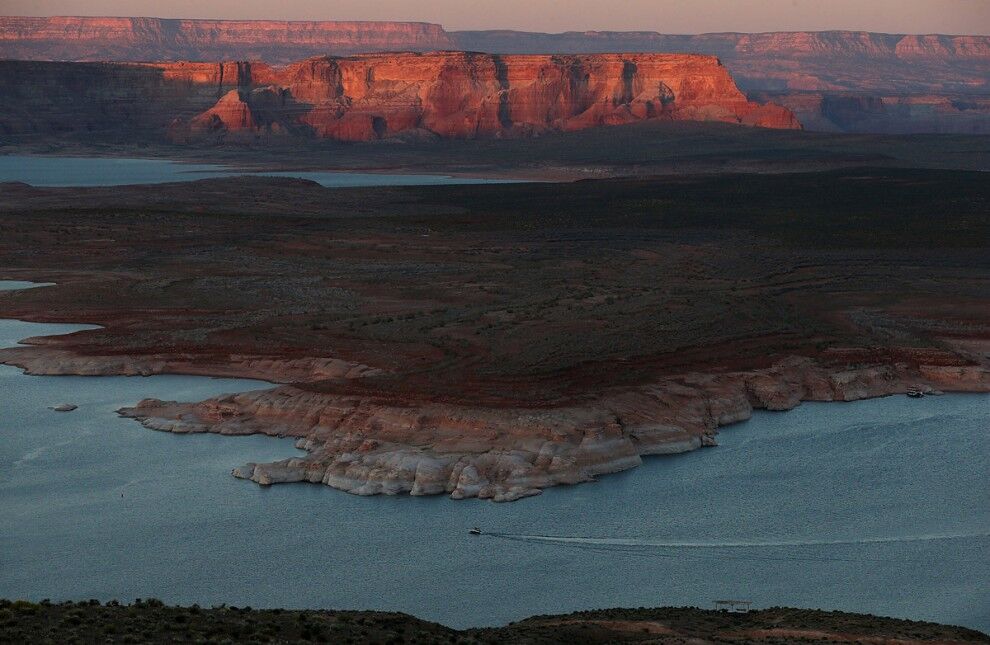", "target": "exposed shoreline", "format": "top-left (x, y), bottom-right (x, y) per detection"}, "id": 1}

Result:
top-left (1, 168), bottom-right (987, 501)
top-left (2, 337), bottom-right (986, 502)
top-left (121, 355), bottom-right (990, 502)
top-left (6, 119), bottom-right (990, 180)
top-left (0, 151), bottom-right (555, 184)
